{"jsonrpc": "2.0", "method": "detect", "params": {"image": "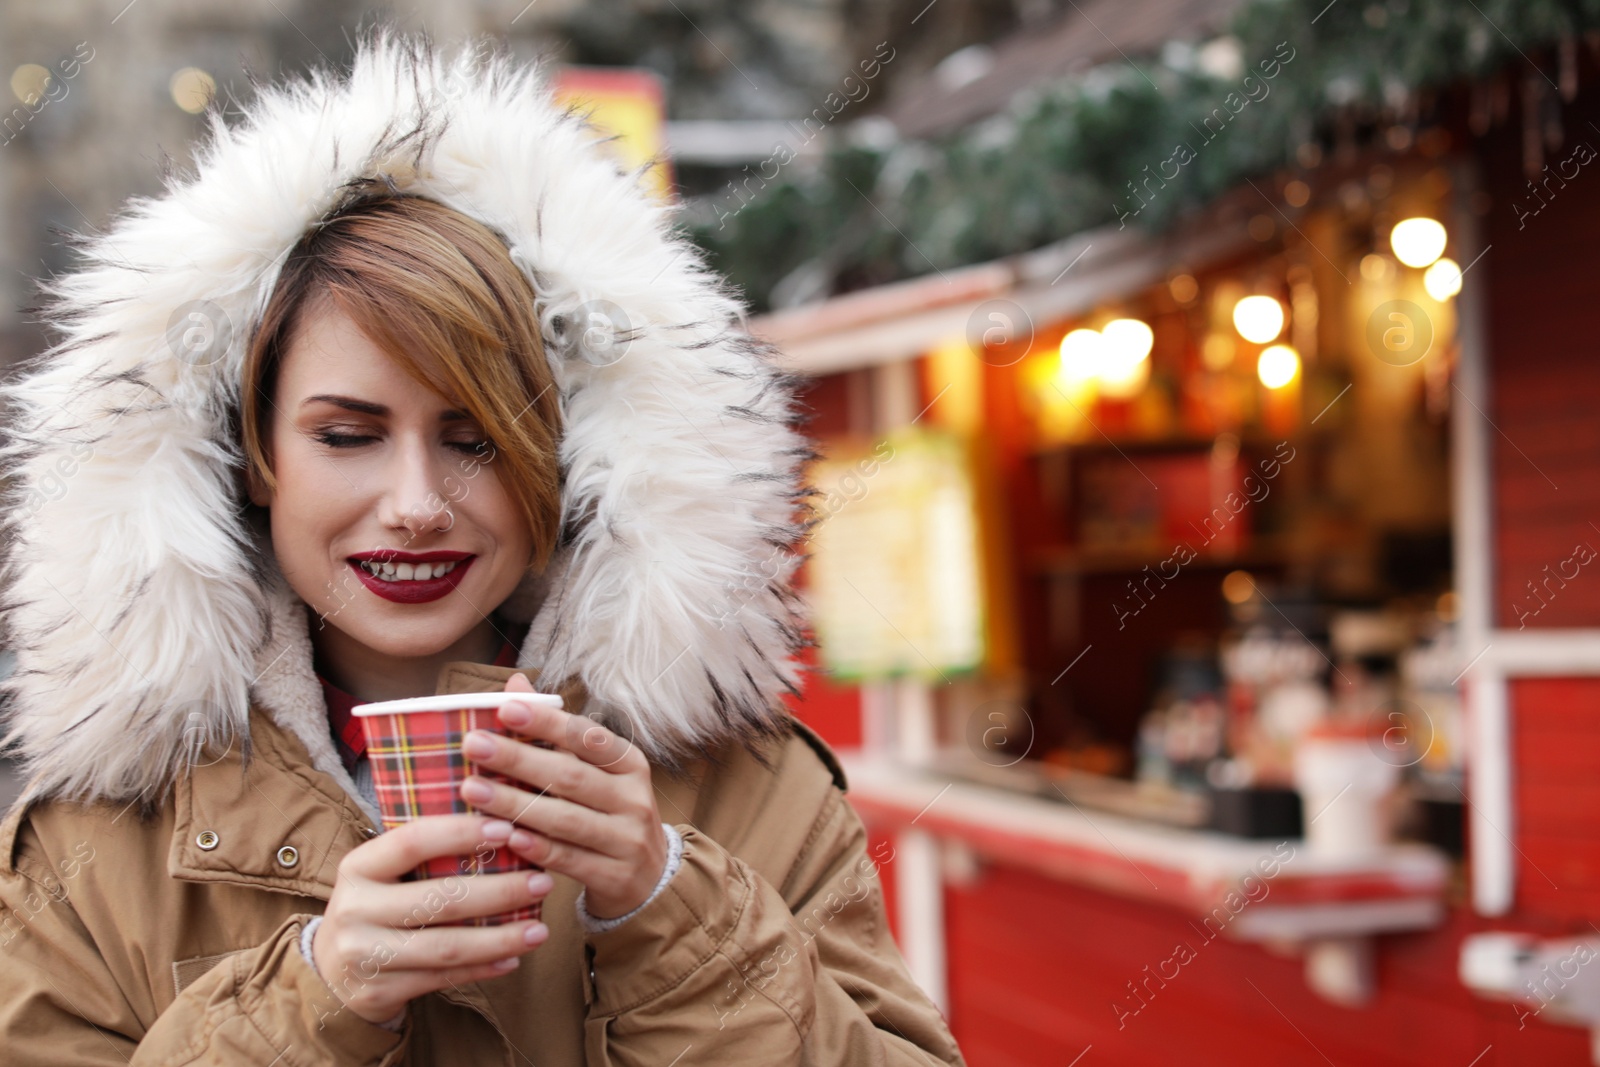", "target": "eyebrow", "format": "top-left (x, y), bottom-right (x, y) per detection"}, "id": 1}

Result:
top-left (300, 394), bottom-right (471, 421)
